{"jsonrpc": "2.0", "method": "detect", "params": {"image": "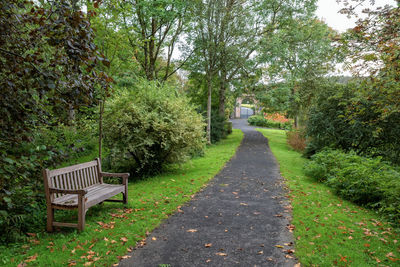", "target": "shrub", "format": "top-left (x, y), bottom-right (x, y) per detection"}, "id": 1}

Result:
top-left (286, 129), bottom-right (306, 152)
top-left (210, 111), bottom-right (227, 143)
top-left (248, 115), bottom-right (292, 130)
top-left (304, 149), bottom-right (400, 222)
top-left (225, 121), bottom-right (233, 135)
top-left (103, 80), bottom-right (206, 176)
